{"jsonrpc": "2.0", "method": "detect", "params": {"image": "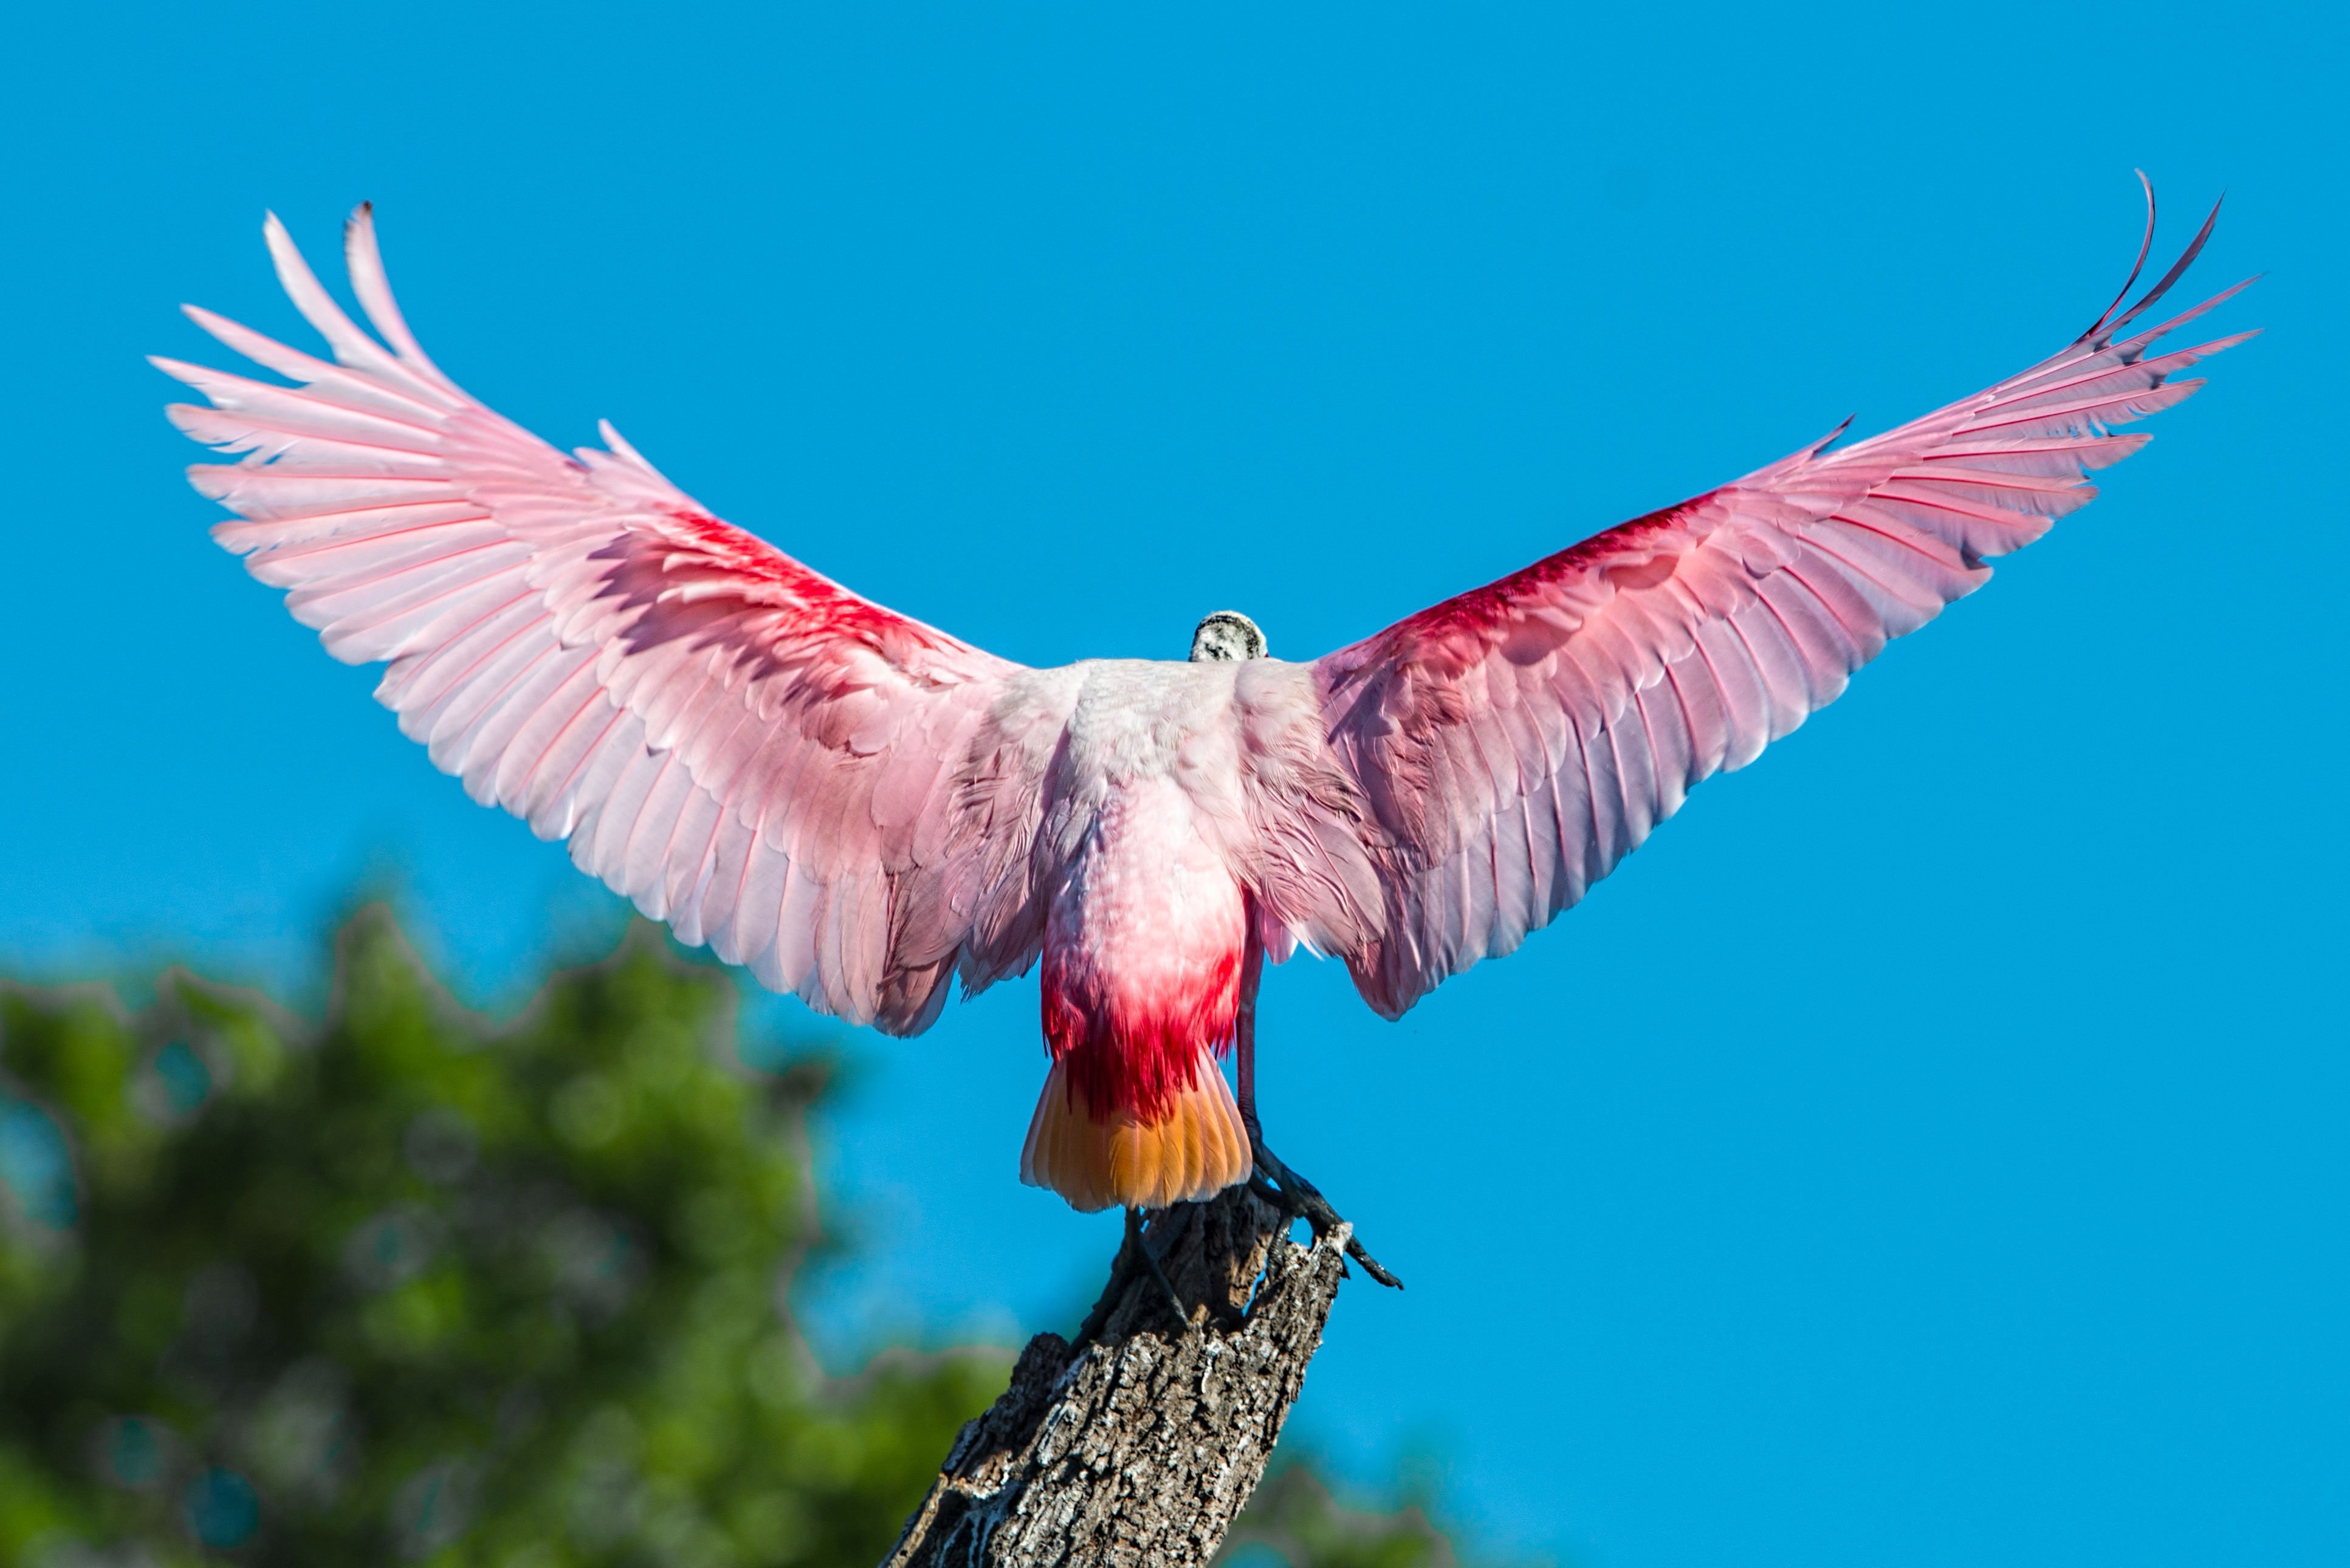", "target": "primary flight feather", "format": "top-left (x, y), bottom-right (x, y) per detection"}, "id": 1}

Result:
top-left (159, 197), bottom-right (2249, 1231)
